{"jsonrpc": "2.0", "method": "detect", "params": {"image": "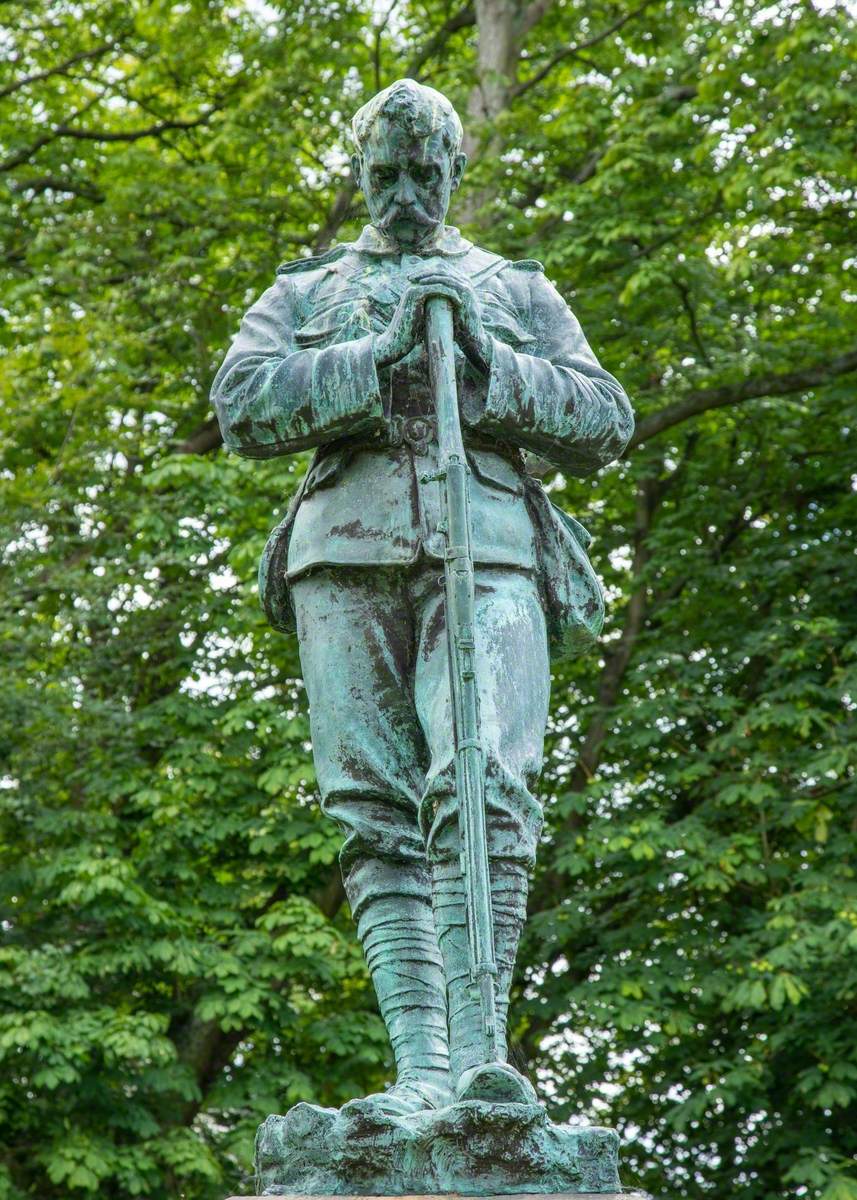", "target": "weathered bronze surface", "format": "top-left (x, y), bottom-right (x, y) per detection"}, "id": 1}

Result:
top-left (253, 1103), bottom-right (623, 1195)
top-left (226, 1193), bottom-right (653, 1199)
top-left (212, 78), bottom-right (633, 1195)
